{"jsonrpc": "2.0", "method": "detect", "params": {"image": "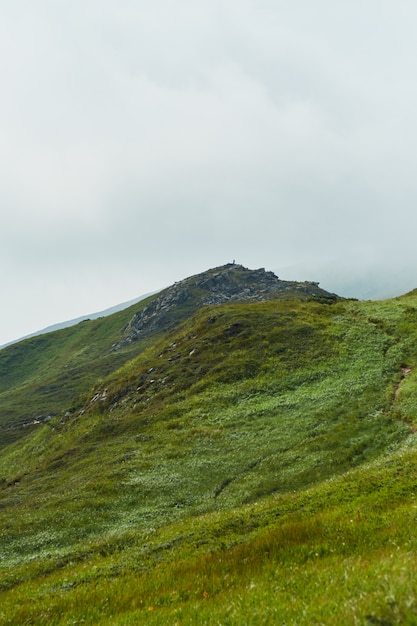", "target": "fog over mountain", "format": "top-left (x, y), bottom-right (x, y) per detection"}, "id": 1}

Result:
top-left (1, 1), bottom-right (417, 345)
